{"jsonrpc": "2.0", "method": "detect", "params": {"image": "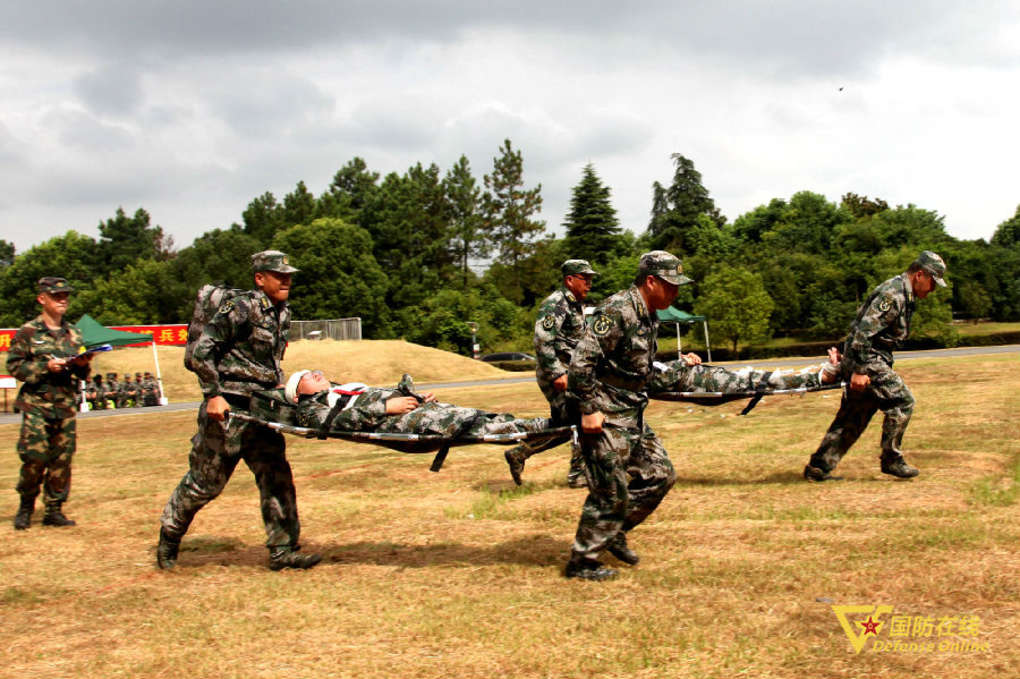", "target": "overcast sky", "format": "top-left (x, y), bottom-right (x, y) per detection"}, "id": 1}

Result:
top-left (2, 1), bottom-right (1018, 253)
